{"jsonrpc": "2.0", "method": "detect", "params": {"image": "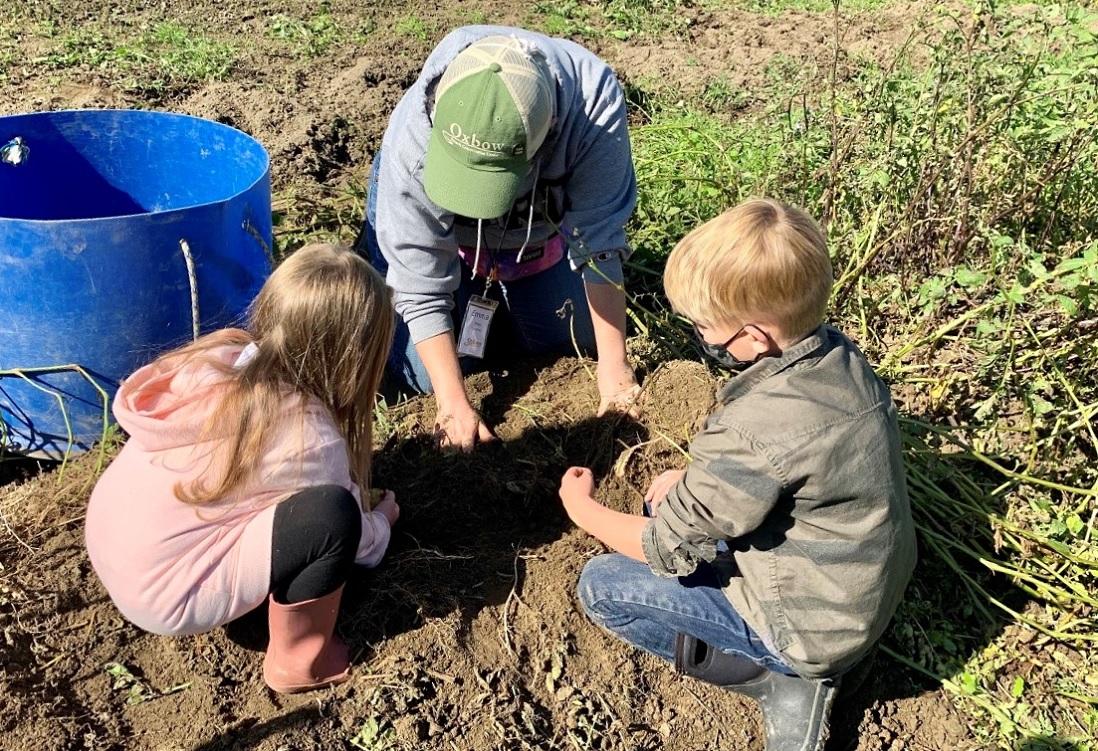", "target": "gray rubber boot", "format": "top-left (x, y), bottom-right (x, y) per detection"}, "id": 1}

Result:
top-left (731, 668), bottom-right (838, 751)
top-left (675, 634), bottom-right (837, 751)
